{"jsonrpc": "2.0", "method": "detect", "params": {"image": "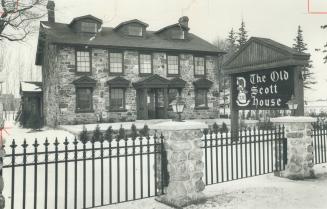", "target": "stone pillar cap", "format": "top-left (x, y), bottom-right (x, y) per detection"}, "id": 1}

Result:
top-left (152, 121), bottom-right (208, 131)
top-left (270, 116), bottom-right (316, 123)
